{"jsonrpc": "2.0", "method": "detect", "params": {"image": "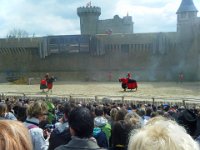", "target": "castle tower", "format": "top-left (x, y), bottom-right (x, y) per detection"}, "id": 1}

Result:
top-left (77, 6), bottom-right (101, 35)
top-left (176, 0), bottom-right (198, 32)
top-left (176, 0), bottom-right (199, 80)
